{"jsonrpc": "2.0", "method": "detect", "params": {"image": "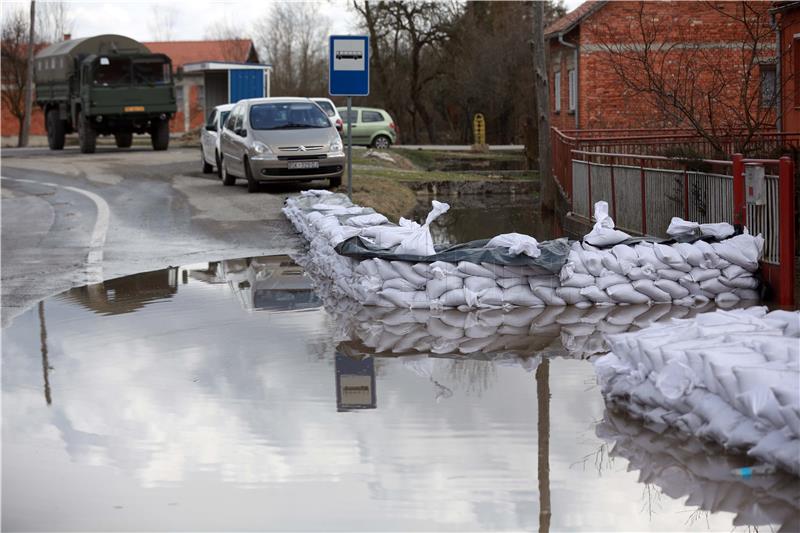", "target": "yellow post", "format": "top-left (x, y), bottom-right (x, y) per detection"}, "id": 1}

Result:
top-left (472, 113), bottom-right (487, 151)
